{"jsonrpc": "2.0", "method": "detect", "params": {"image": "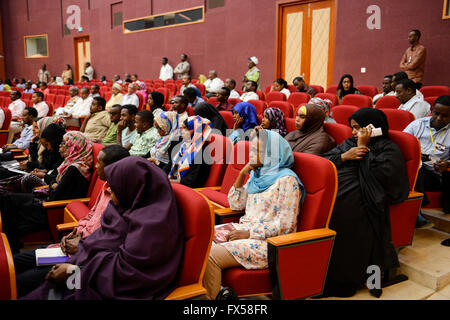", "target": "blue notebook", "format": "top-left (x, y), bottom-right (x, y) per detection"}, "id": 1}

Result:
top-left (35, 248), bottom-right (69, 266)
